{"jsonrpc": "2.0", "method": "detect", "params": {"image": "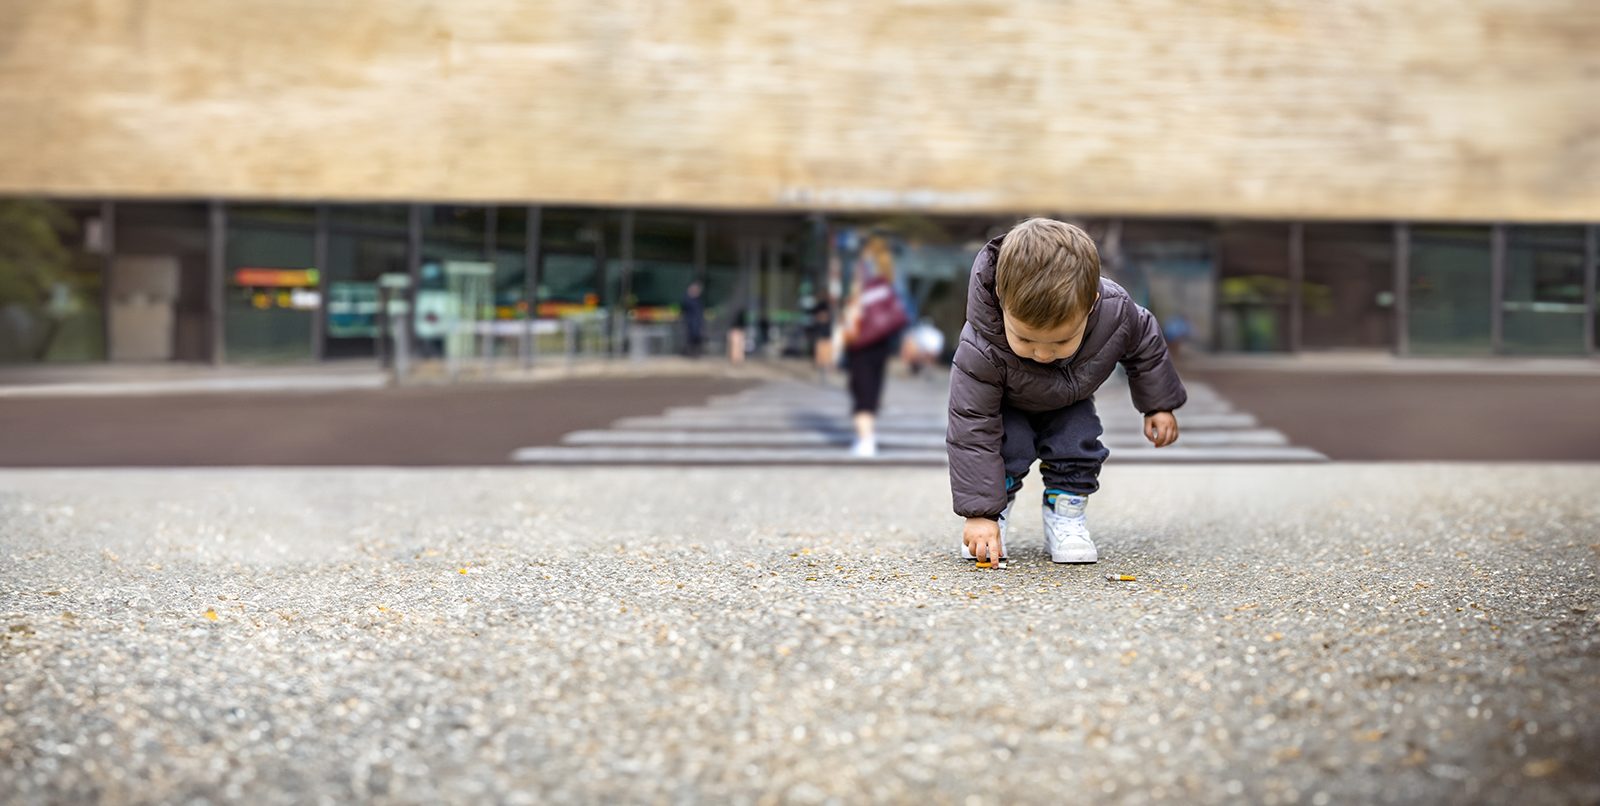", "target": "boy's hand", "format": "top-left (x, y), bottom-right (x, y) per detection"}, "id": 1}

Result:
top-left (1144, 411), bottom-right (1179, 447)
top-left (963, 517), bottom-right (1004, 563)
